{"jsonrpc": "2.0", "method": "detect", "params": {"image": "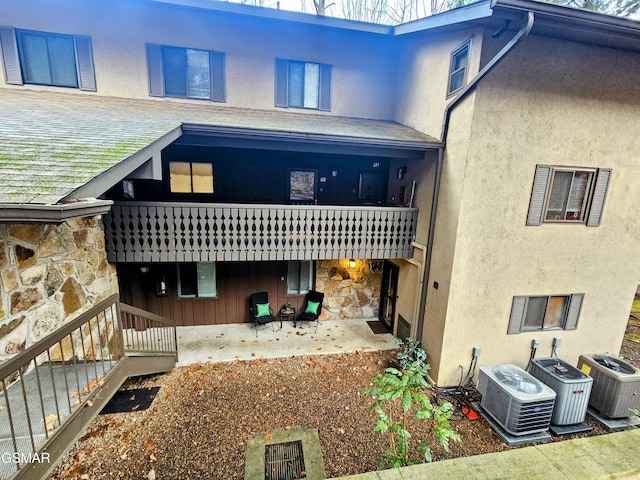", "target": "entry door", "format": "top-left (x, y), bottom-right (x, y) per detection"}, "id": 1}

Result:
top-left (379, 261), bottom-right (399, 332)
